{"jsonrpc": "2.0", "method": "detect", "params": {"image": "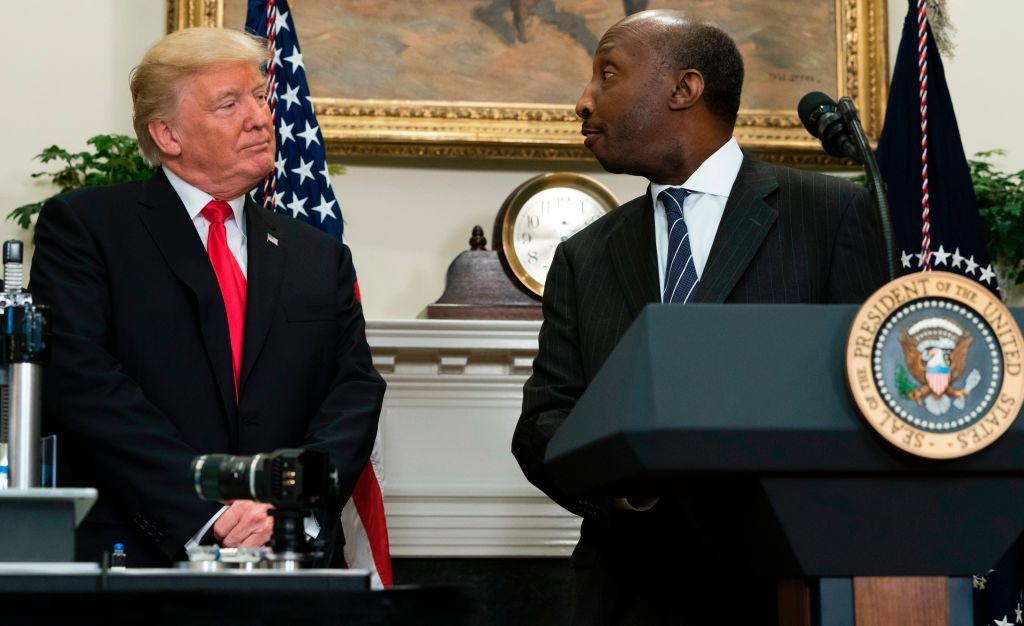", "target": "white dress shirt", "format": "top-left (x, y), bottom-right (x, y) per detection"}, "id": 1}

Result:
top-left (649, 137), bottom-right (743, 293)
top-left (163, 166), bottom-right (248, 277)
